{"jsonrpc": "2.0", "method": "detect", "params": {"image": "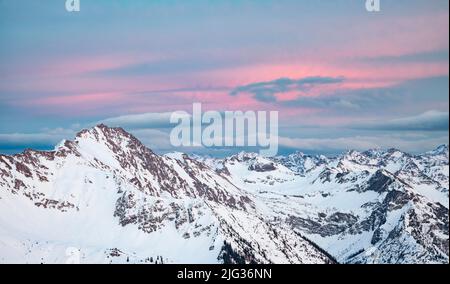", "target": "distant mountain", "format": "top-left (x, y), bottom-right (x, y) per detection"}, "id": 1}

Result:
top-left (192, 146), bottom-right (449, 263)
top-left (0, 125), bottom-right (448, 263)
